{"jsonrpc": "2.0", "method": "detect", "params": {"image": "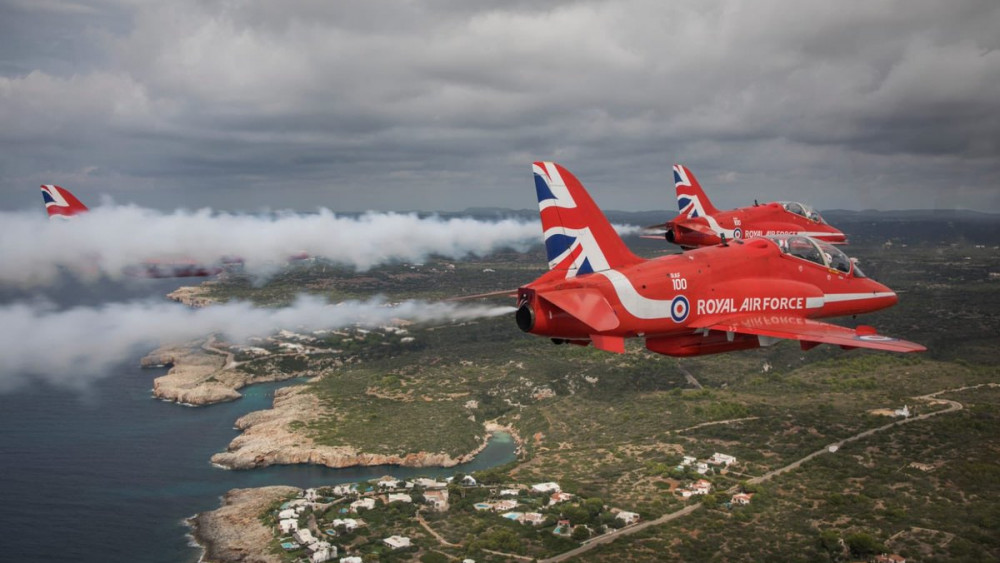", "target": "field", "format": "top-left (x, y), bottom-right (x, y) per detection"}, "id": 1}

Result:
top-left (204, 222), bottom-right (1000, 561)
